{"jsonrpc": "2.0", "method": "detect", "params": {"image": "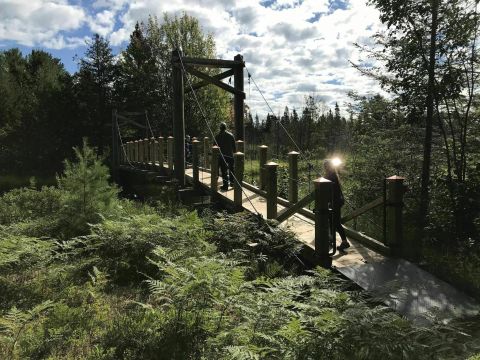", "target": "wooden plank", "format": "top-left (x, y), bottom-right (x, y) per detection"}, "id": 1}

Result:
top-left (184, 65), bottom-right (246, 98)
top-left (276, 191), bottom-right (314, 224)
top-left (185, 69), bottom-right (234, 93)
top-left (342, 196), bottom-right (384, 223)
top-left (178, 57), bottom-right (243, 68)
